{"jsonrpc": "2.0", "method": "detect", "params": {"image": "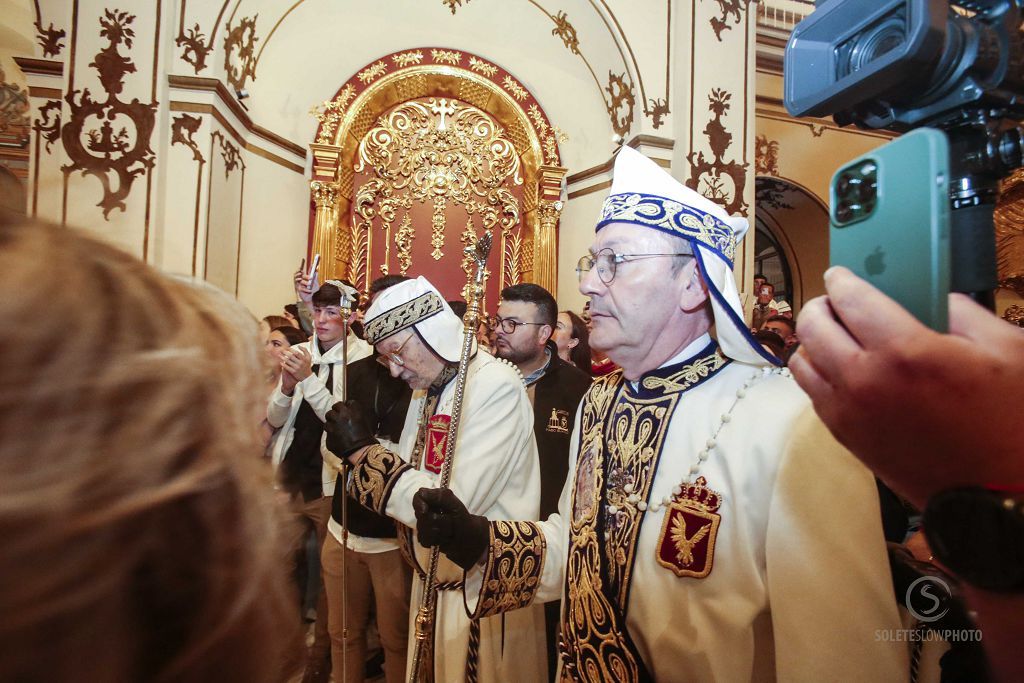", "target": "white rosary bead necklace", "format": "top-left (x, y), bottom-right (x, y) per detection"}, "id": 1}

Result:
top-left (609, 365), bottom-right (791, 518)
